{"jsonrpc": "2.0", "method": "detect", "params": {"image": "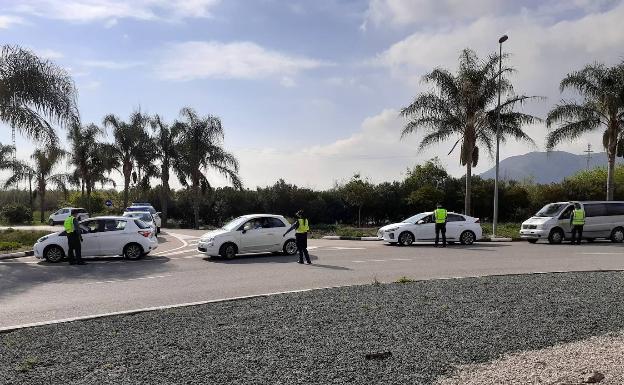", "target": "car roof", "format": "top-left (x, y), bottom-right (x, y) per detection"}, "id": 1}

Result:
top-left (86, 216), bottom-right (133, 220)
top-left (123, 211), bottom-right (152, 215)
top-left (241, 214), bottom-right (286, 219)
